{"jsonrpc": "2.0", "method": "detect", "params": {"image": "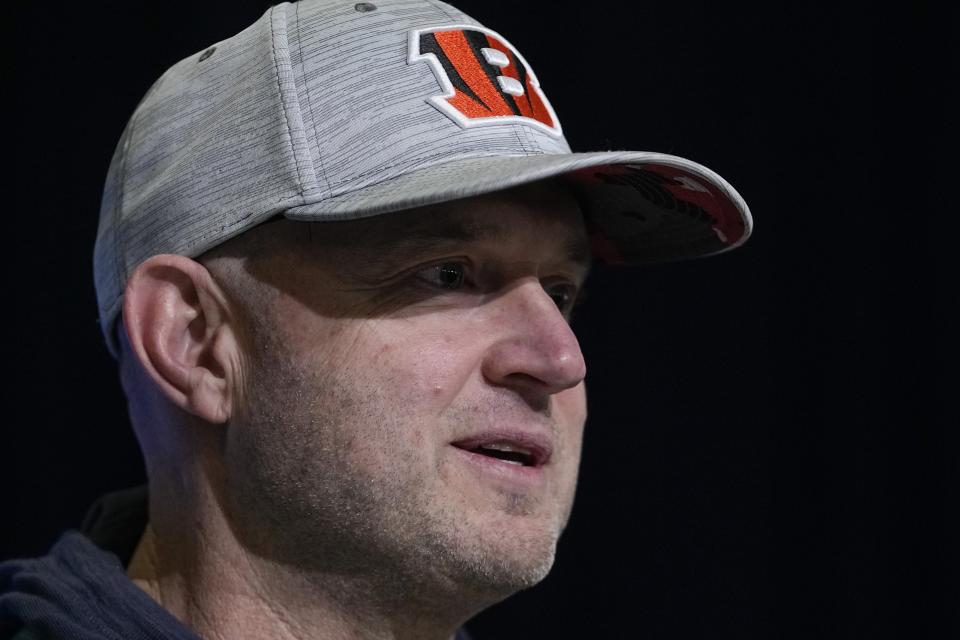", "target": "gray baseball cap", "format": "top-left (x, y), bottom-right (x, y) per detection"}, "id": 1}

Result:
top-left (94, 0), bottom-right (753, 357)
